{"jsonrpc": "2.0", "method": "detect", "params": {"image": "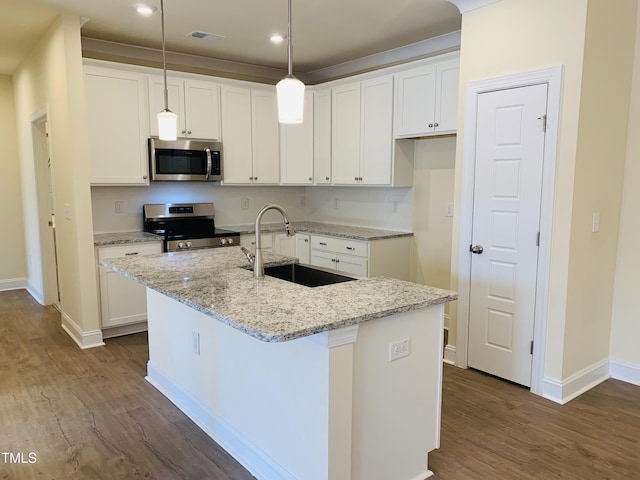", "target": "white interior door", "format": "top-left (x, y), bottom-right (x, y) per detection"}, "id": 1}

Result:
top-left (467, 83), bottom-right (548, 387)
